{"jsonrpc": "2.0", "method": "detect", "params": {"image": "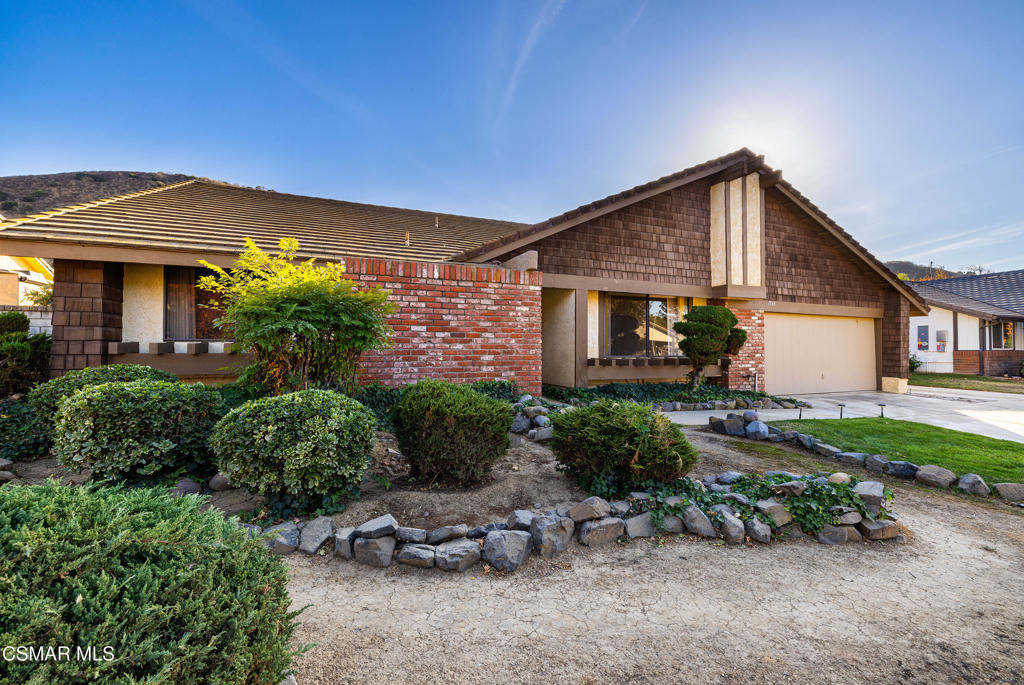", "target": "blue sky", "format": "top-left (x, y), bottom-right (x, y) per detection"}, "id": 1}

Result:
top-left (2, 1), bottom-right (1022, 270)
